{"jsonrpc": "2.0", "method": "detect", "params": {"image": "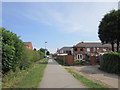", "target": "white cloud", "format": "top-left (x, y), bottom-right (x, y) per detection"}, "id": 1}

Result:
top-left (19, 2), bottom-right (118, 34)
top-left (46, 9), bottom-right (84, 33)
top-left (20, 7), bottom-right (83, 33)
